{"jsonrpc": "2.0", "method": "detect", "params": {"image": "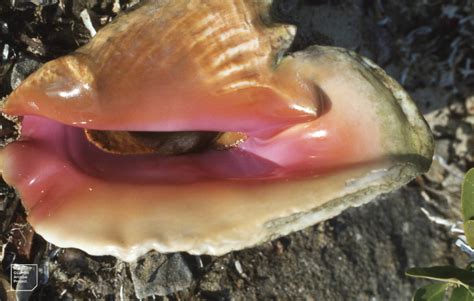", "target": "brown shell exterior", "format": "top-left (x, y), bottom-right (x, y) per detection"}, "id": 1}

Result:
top-left (79, 0), bottom-right (296, 93)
